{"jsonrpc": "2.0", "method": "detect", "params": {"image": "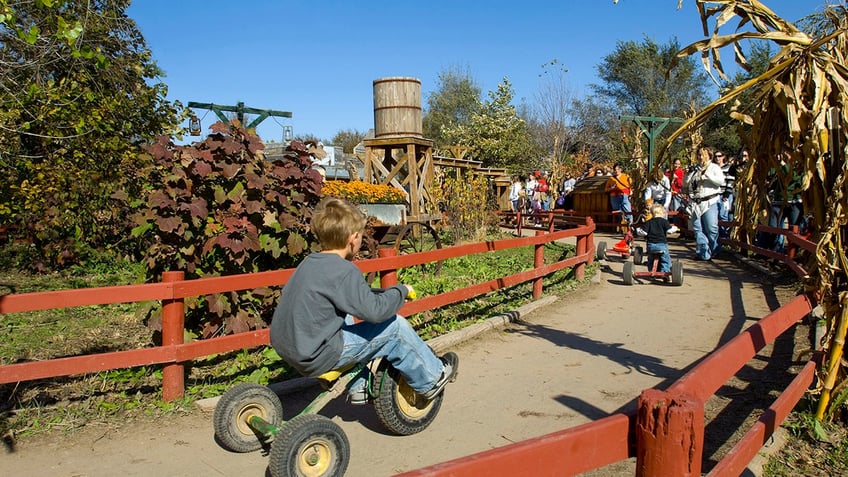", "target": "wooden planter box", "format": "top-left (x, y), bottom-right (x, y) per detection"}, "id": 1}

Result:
top-left (359, 203), bottom-right (407, 226)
